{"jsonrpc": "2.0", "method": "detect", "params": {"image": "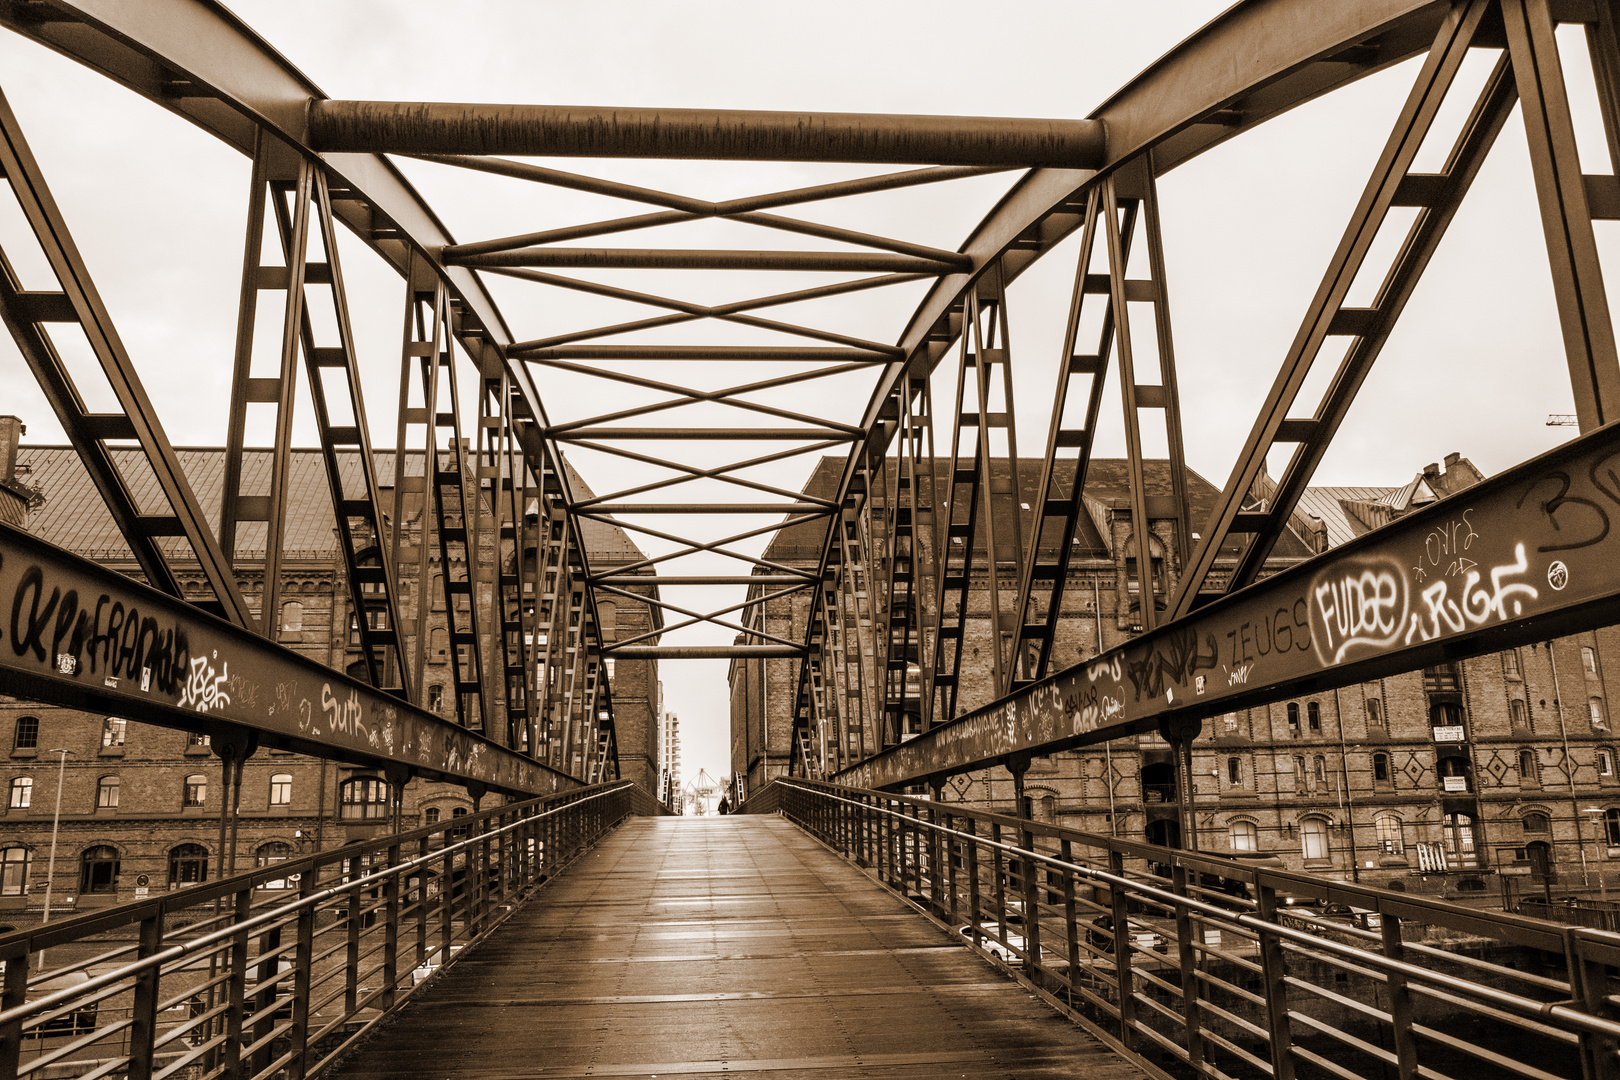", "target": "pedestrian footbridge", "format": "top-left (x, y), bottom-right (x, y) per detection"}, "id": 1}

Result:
top-left (4, 780), bottom-right (1616, 1080)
